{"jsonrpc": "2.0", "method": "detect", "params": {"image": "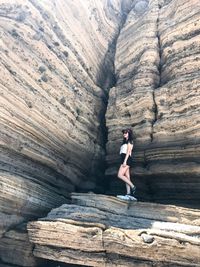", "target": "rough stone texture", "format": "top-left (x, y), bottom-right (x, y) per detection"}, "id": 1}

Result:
top-left (0, 0), bottom-right (131, 195)
top-left (106, 0), bottom-right (200, 207)
top-left (0, 264), bottom-right (21, 267)
top-left (0, 0), bottom-right (128, 212)
top-left (0, 223), bottom-right (44, 267)
top-left (1, 0), bottom-right (200, 266)
top-left (0, 223), bottom-right (79, 267)
top-left (27, 193), bottom-right (200, 267)
top-left (0, 0), bottom-right (132, 265)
